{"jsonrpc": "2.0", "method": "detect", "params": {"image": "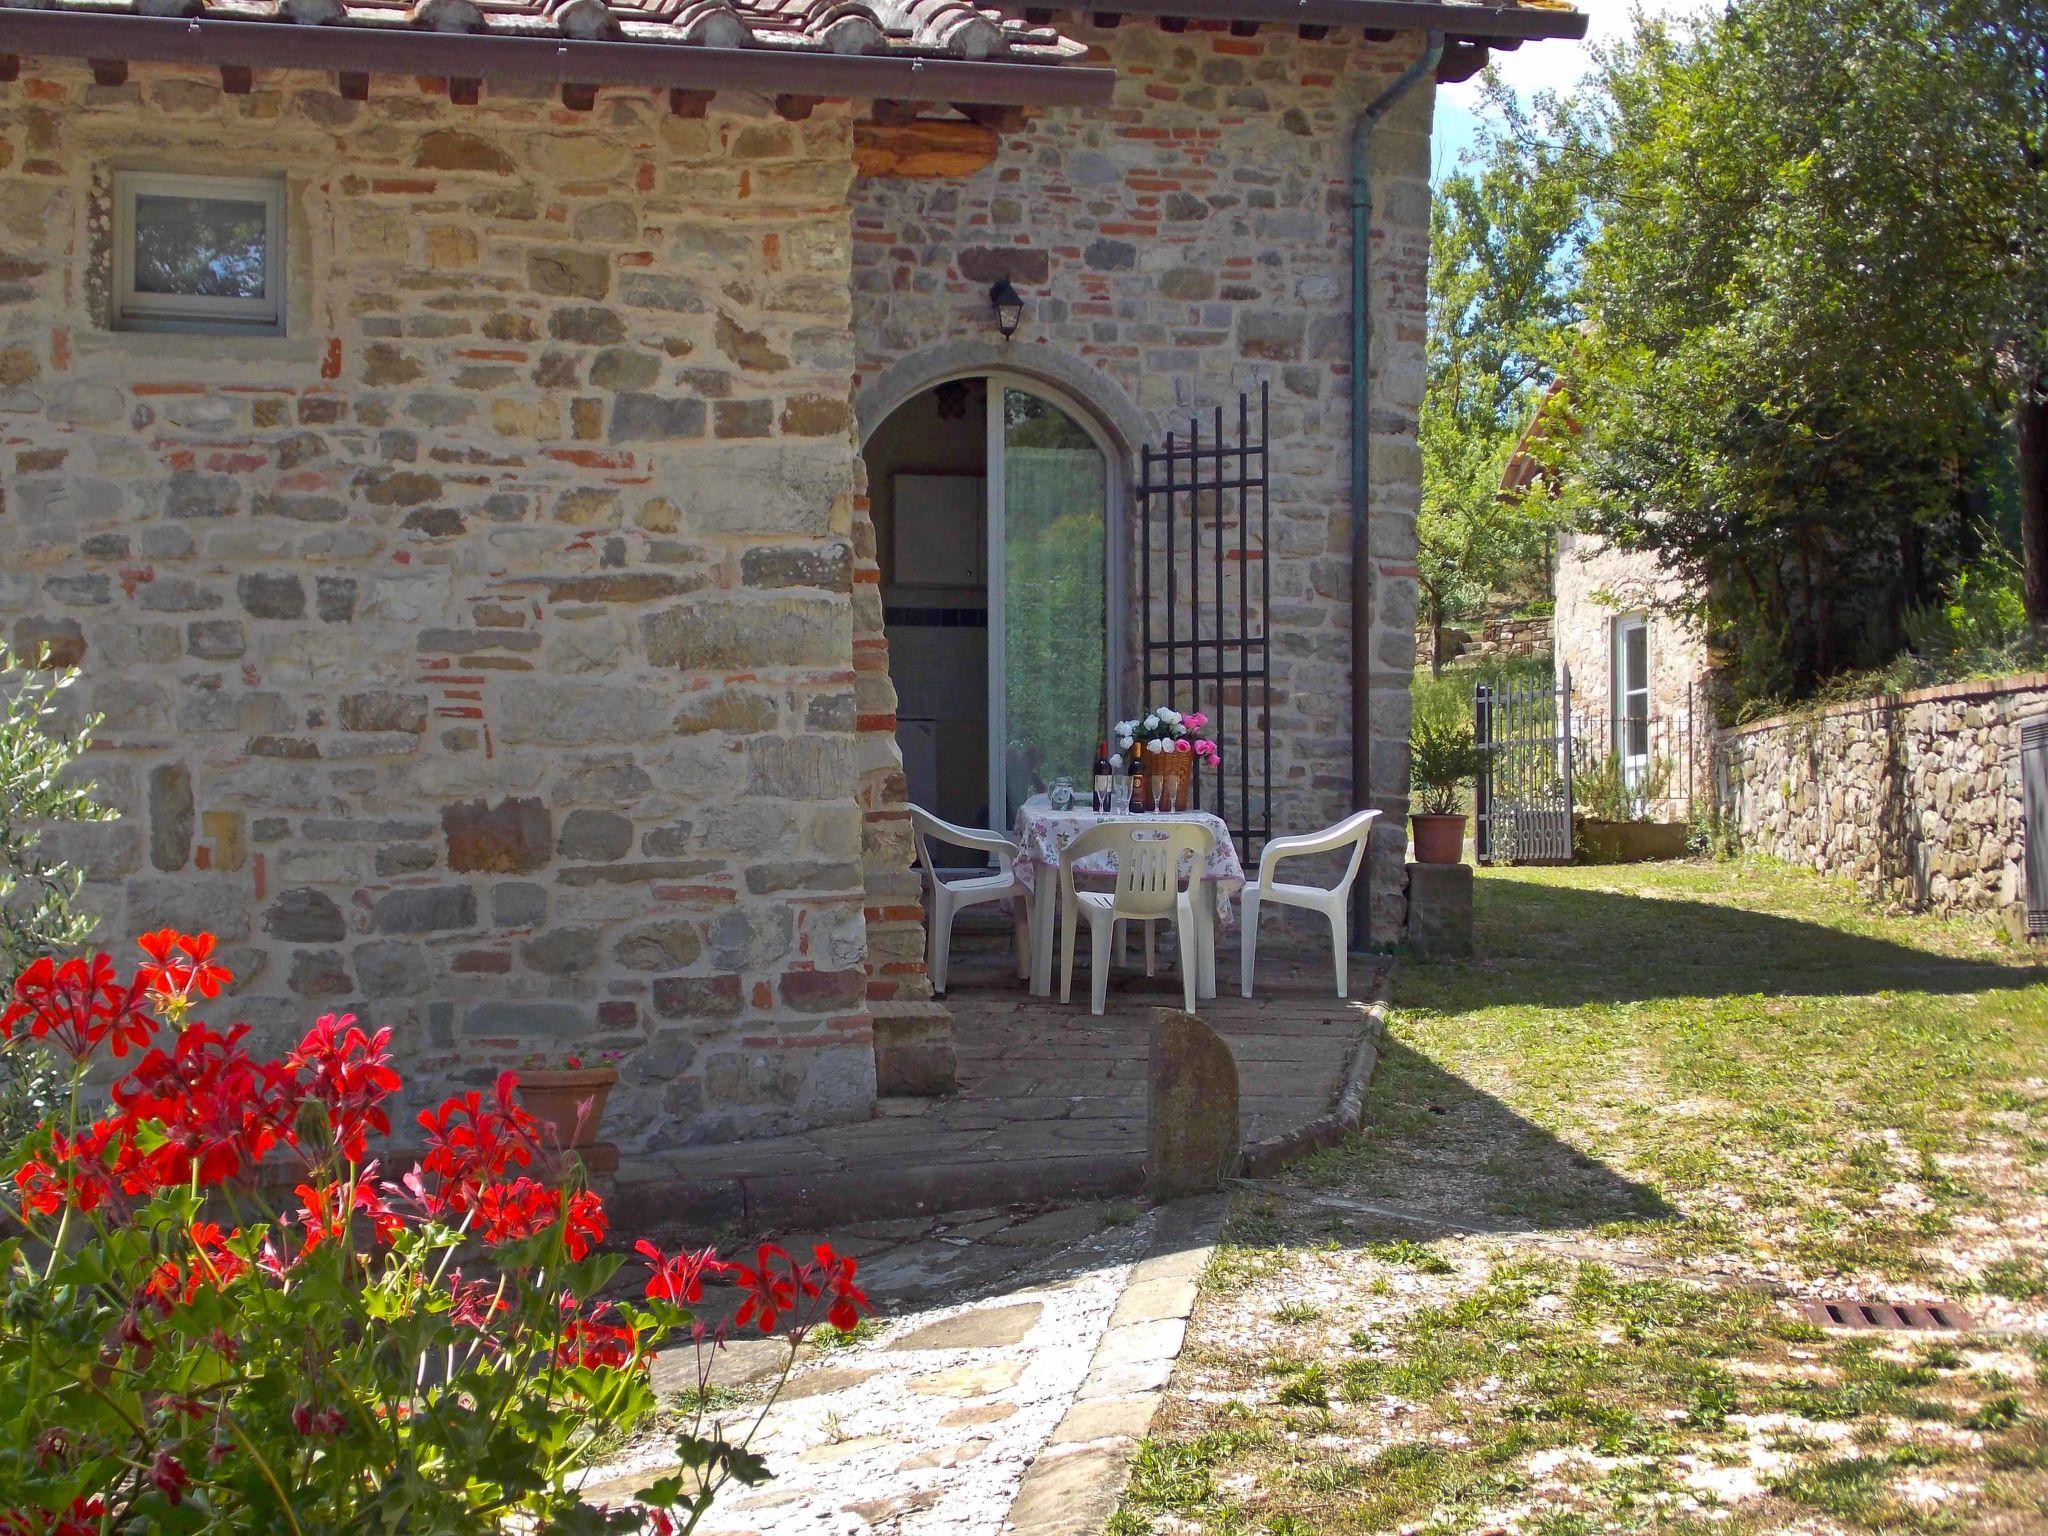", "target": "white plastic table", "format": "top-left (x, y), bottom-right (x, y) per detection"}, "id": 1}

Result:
top-left (1010, 795), bottom-right (1245, 1002)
